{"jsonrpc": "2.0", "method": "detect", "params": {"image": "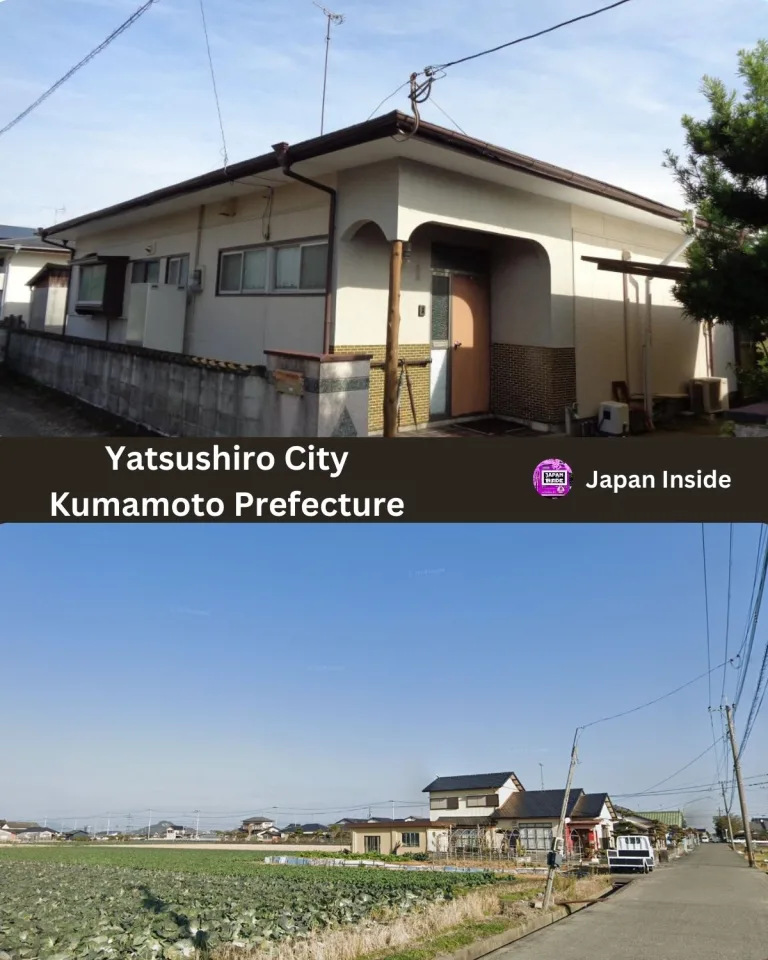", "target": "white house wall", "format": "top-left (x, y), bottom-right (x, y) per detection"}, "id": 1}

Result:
top-left (66, 181), bottom-right (331, 363)
top-left (571, 207), bottom-right (734, 416)
top-left (397, 159), bottom-right (576, 349)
